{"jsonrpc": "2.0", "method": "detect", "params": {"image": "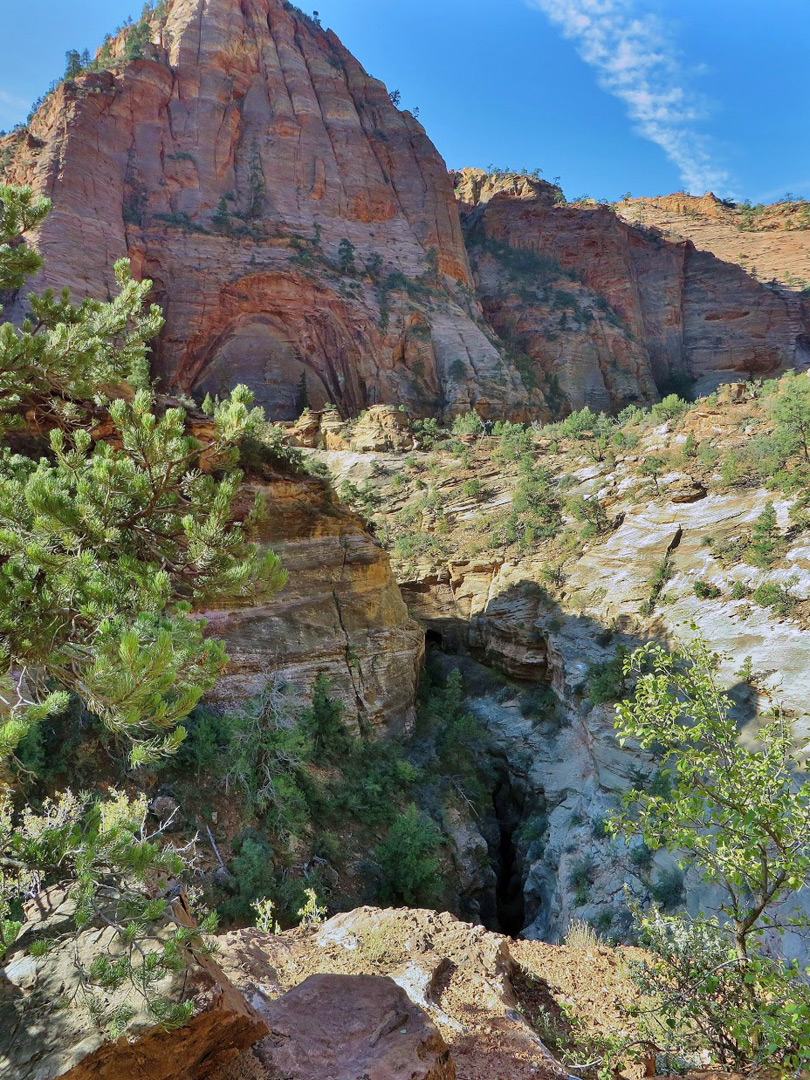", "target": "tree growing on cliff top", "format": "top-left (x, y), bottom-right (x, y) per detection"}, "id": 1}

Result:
top-left (773, 371), bottom-right (810, 462)
top-left (0, 183), bottom-right (285, 1027)
top-left (611, 636), bottom-right (810, 1066)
